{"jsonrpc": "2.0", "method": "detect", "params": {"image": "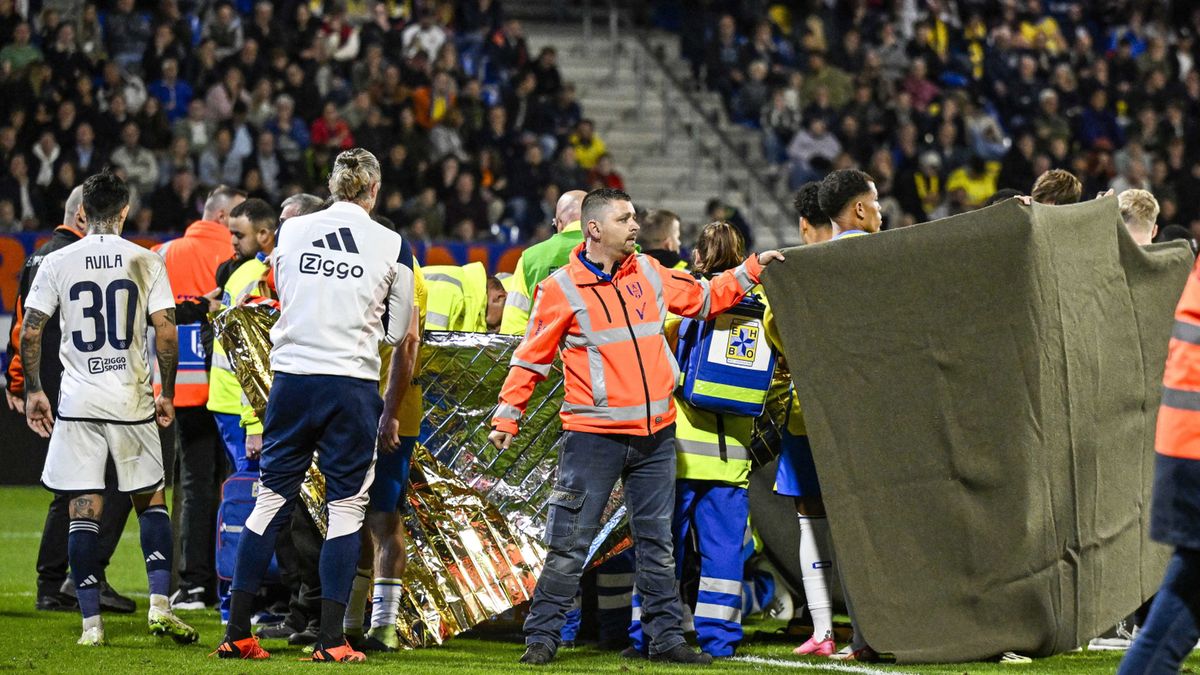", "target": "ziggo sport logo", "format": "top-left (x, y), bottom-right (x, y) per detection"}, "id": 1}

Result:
top-left (299, 252), bottom-right (365, 279)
